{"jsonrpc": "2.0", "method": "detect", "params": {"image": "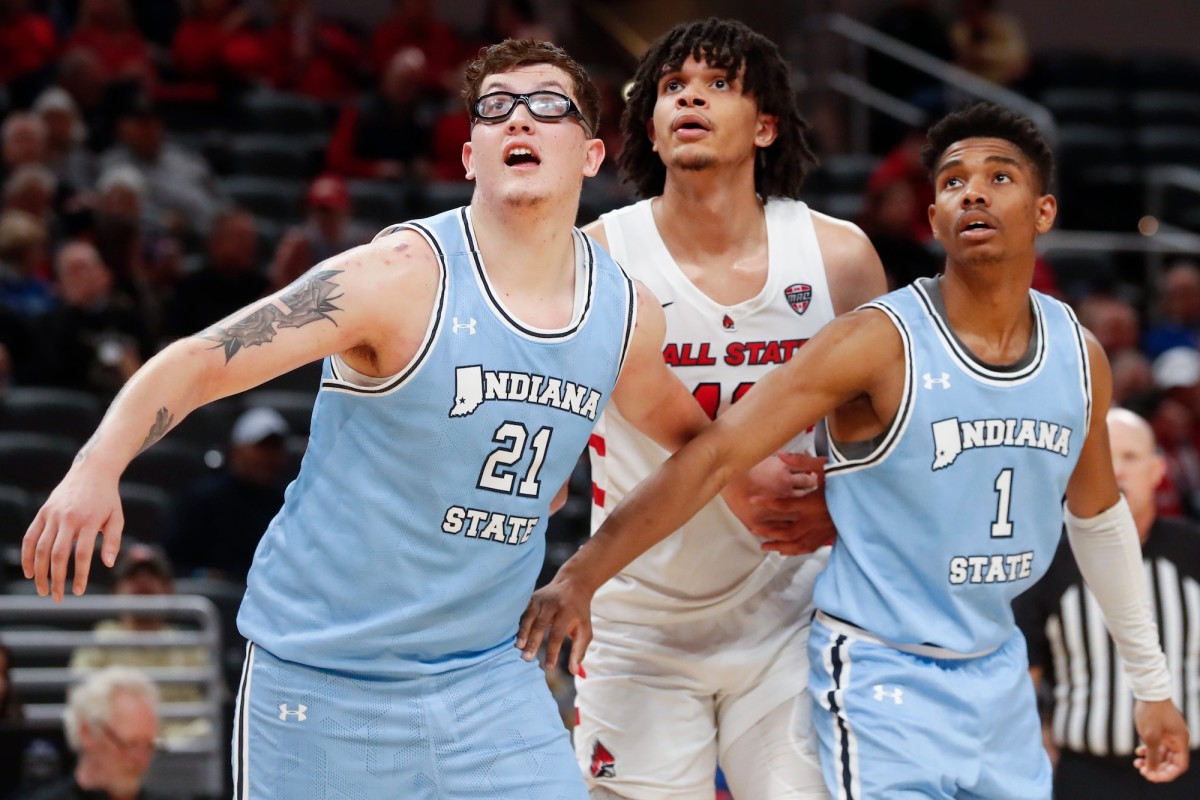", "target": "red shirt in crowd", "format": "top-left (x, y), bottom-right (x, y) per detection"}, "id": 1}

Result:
top-left (0, 11), bottom-right (57, 85)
